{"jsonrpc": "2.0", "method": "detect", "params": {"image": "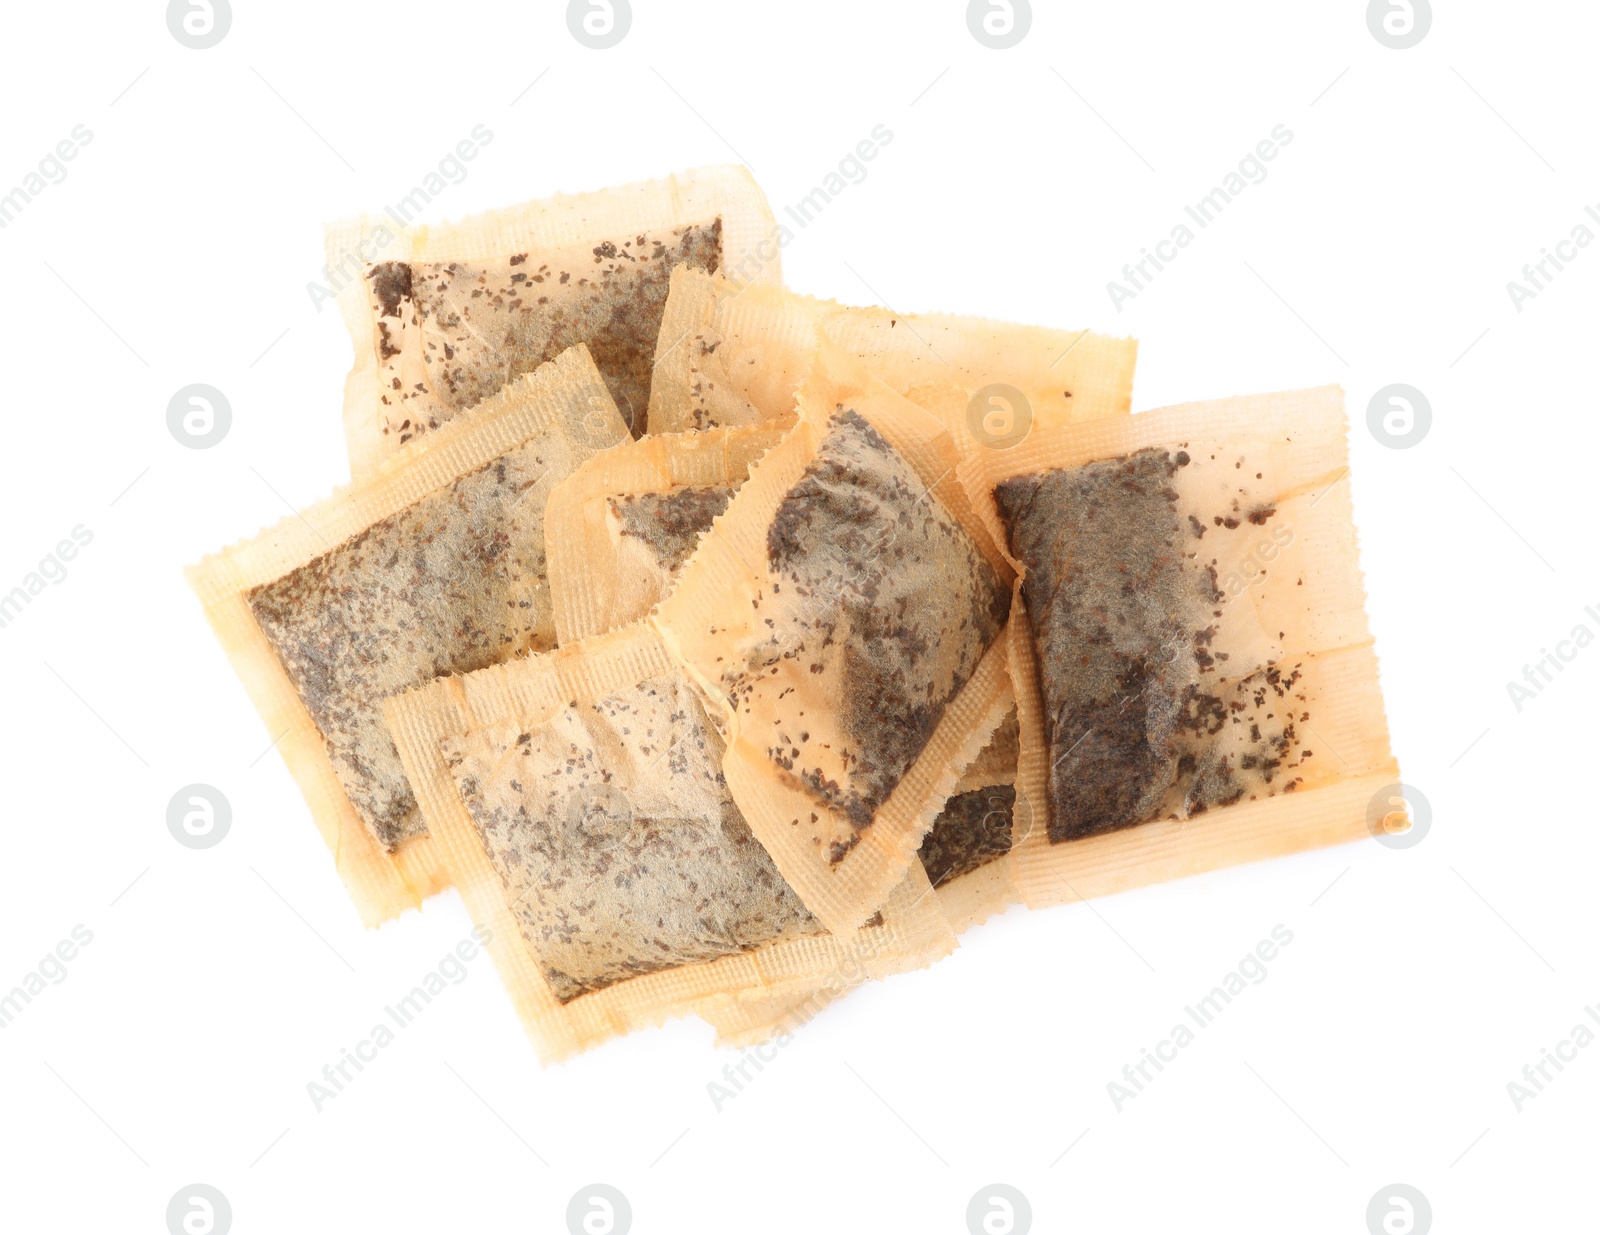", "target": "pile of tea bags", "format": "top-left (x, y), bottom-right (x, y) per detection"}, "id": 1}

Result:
top-left (190, 166), bottom-right (1399, 1061)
